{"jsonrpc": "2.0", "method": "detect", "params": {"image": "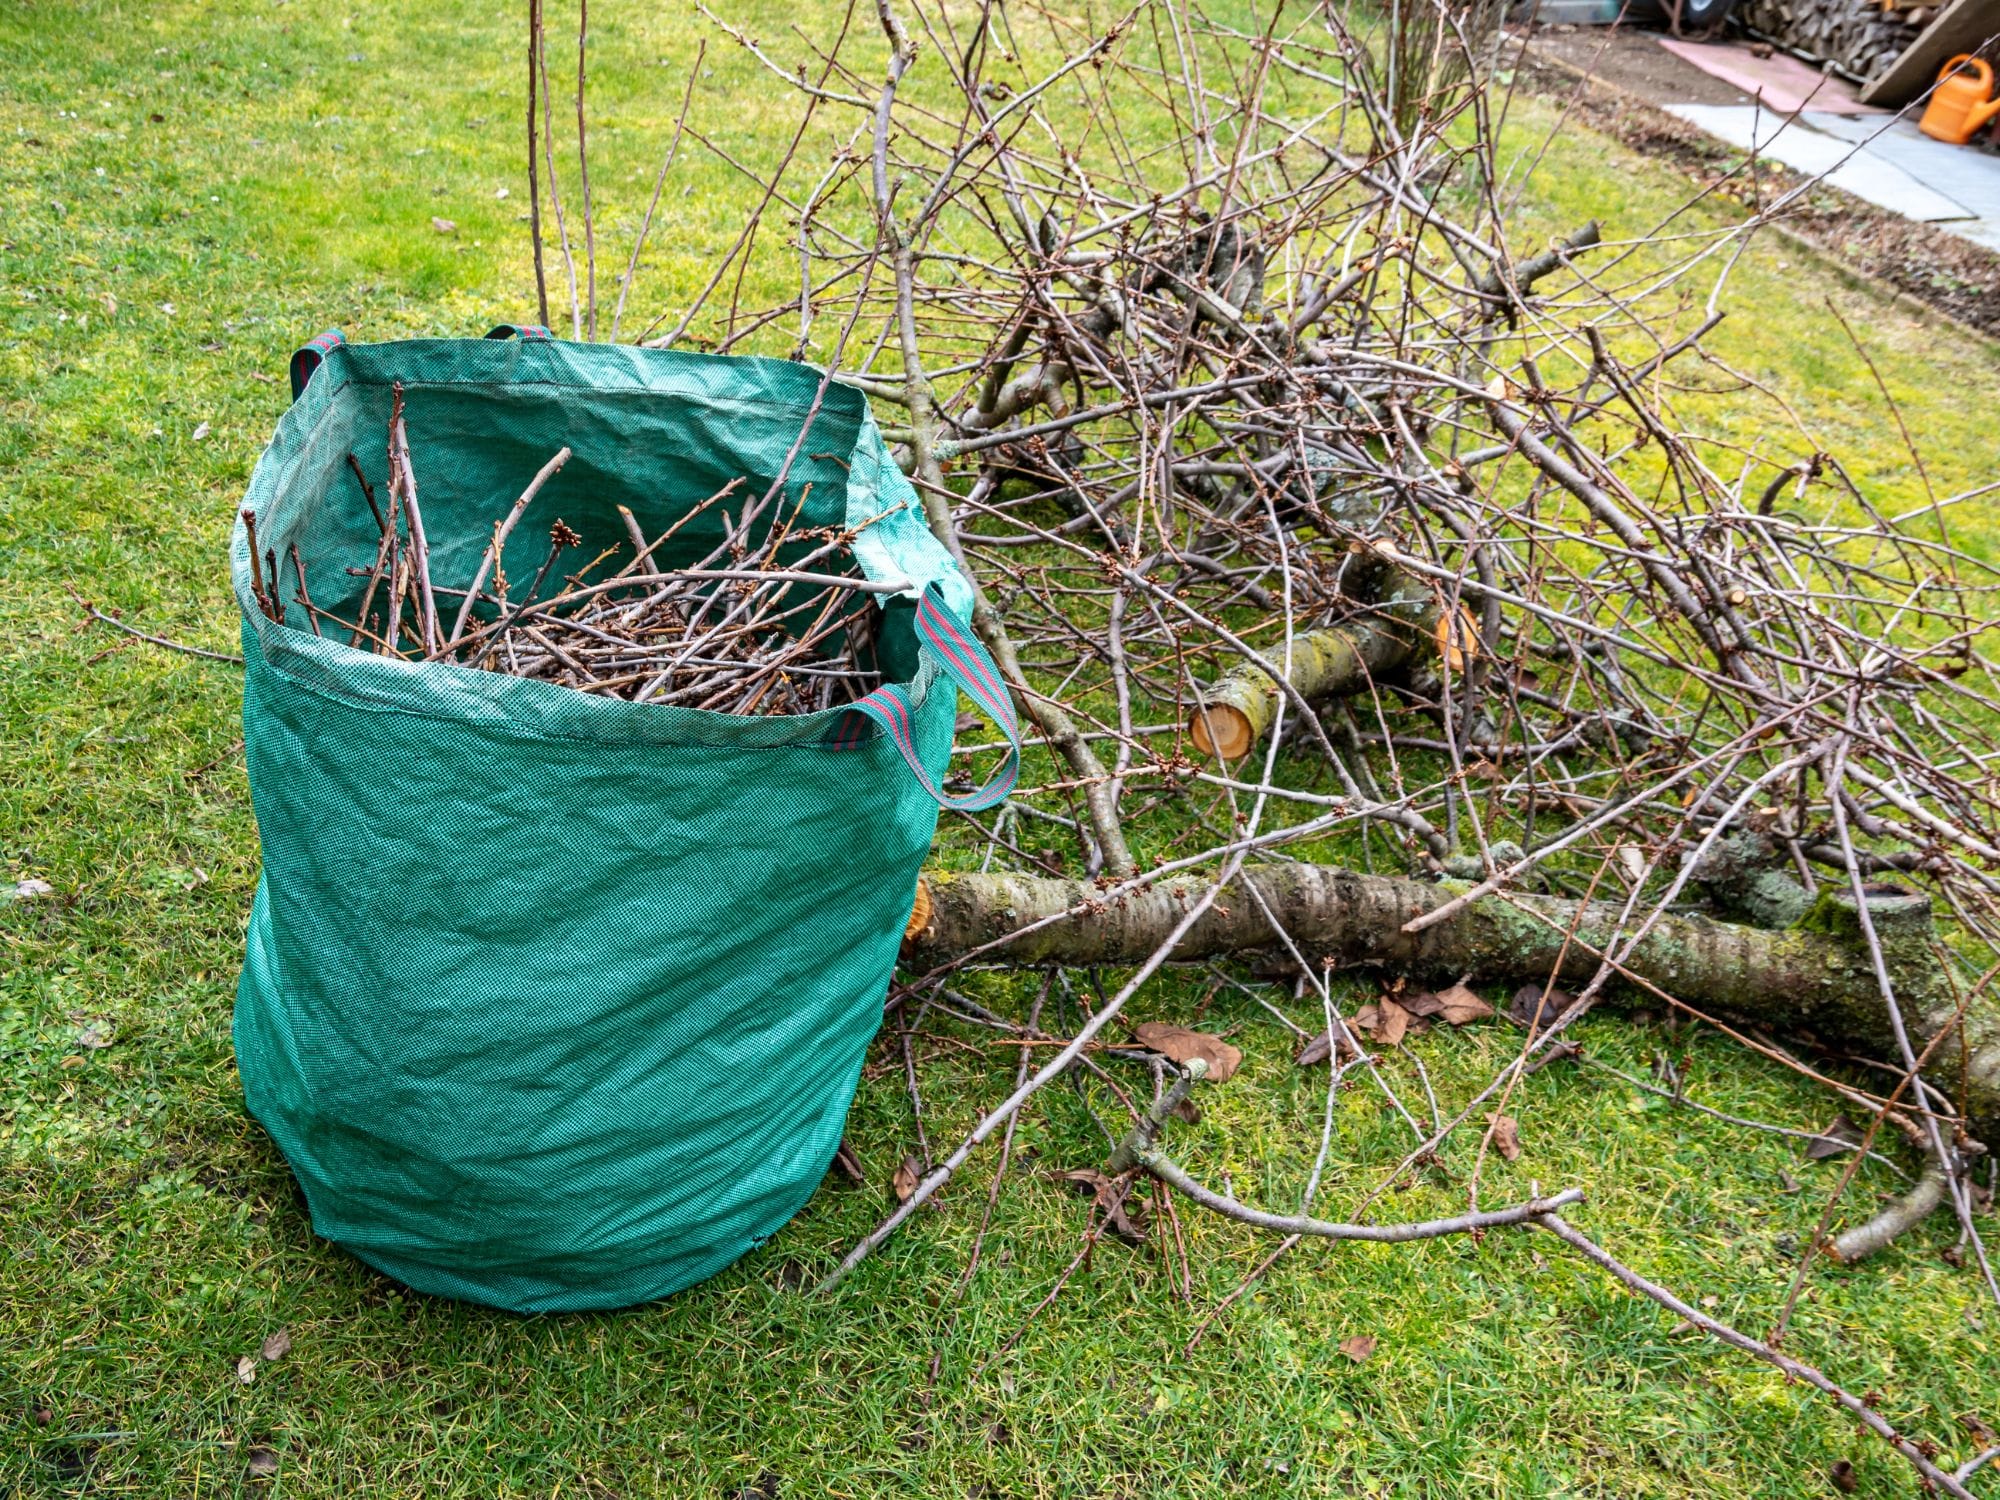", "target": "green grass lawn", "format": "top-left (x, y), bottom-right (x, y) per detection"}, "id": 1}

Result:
top-left (4, 2), bottom-right (1999, 1495)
